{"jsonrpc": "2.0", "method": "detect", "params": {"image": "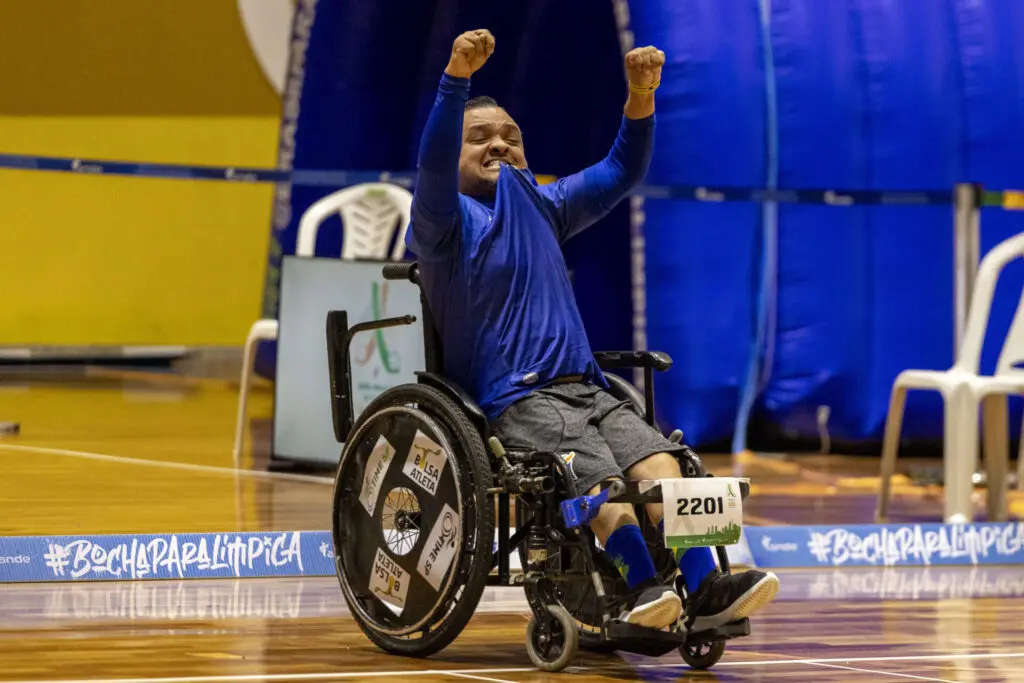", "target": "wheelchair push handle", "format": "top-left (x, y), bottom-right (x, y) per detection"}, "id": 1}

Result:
top-left (382, 262), bottom-right (420, 284)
